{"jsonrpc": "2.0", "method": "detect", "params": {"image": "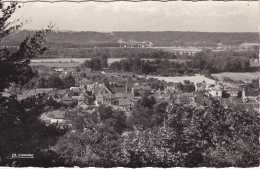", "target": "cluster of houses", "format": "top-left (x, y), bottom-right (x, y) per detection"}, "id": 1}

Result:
top-left (154, 81), bottom-right (259, 111)
top-left (2, 66), bottom-right (259, 125)
top-left (250, 59), bottom-right (260, 63)
top-left (205, 84), bottom-right (259, 111)
top-left (118, 39), bottom-right (153, 48)
top-left (117, 41), bottom-right (257, 56)
top-left (36, 79), bottom-right (153, 124)
top-left (39, 78), bottom-right (259, 125)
